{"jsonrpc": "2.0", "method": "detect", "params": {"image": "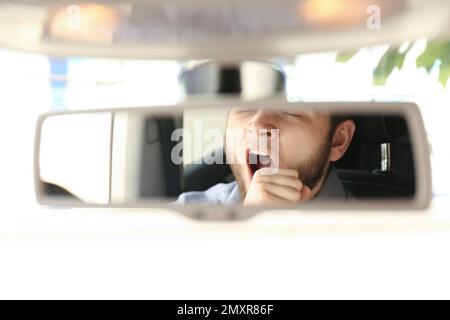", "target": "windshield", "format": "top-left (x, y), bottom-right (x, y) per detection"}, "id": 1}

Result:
top-left (0, 38), bottom-right (449, 205)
